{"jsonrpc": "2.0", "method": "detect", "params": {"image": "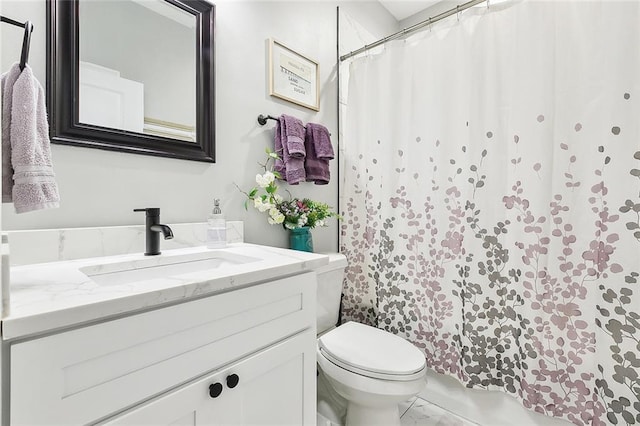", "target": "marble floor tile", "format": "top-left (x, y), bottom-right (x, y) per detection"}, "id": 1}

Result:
top-left (399, 396), bottom-right (418, 417)
top-left (400, 398), bottom-right (478, 426)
